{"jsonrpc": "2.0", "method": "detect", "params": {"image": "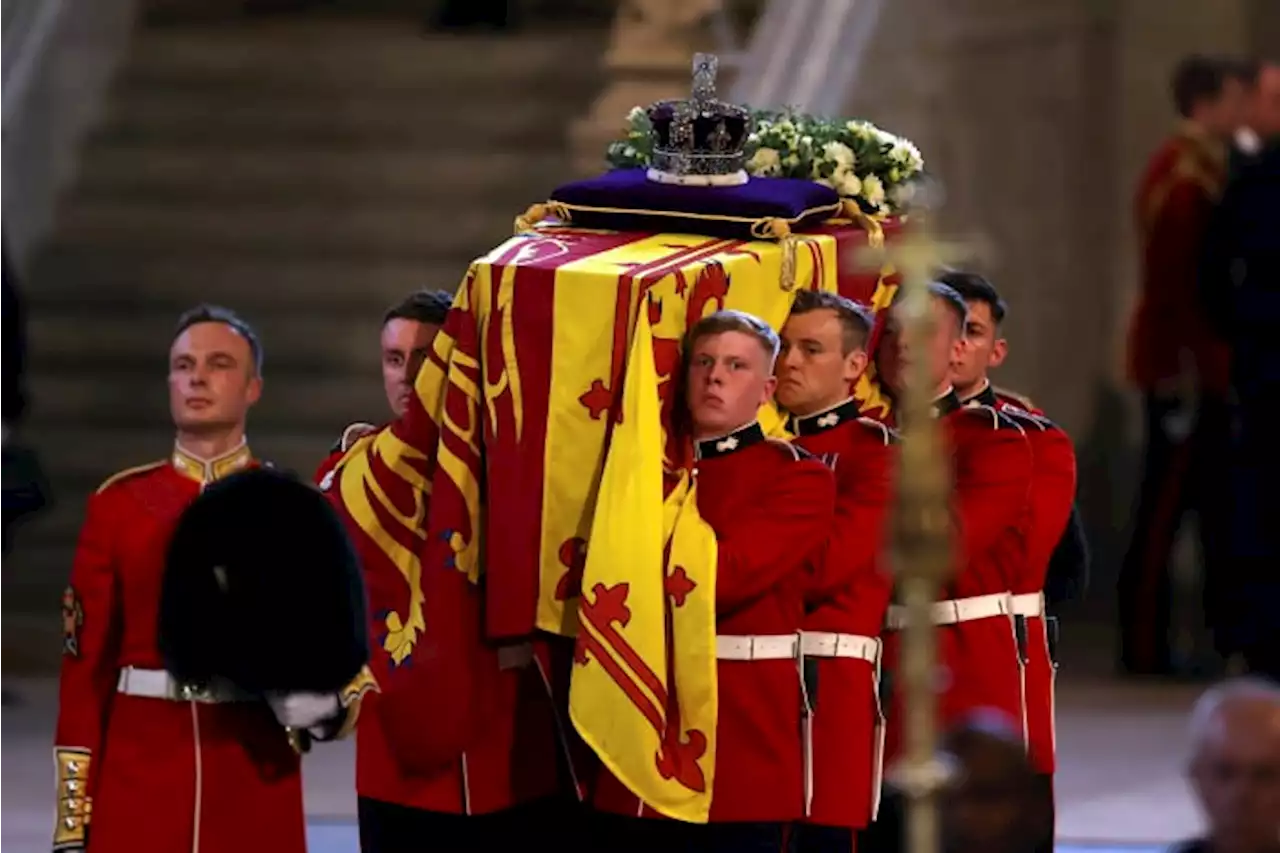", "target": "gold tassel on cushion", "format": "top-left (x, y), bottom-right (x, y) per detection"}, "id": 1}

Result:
top-left (839, 199), bottom-right (885, 249)
top-left (514, 201), bottom-right (571, 234)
